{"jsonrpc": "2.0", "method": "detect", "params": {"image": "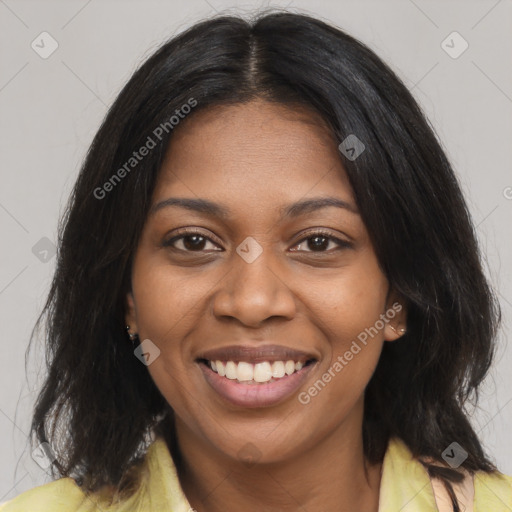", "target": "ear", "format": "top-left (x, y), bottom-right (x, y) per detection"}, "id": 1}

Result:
top-left (383, 291), bottom-right (407, 342)
top-left (125, 291), bottom-right (138, 334)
